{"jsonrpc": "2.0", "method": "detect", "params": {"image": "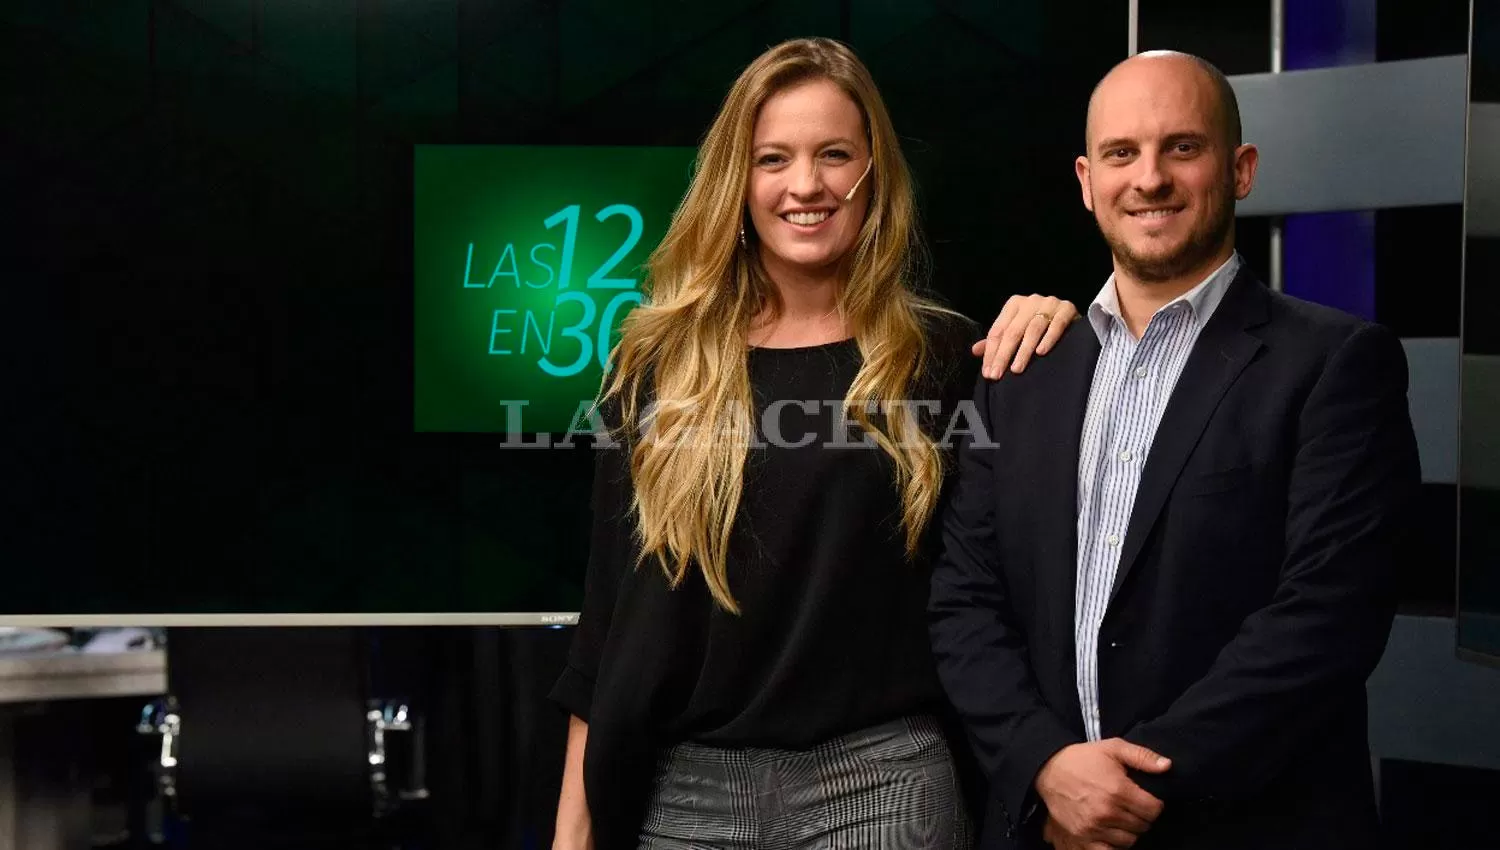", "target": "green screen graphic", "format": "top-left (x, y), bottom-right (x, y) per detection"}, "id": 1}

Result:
top-left (415, 145), bottom-right (696, 432)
